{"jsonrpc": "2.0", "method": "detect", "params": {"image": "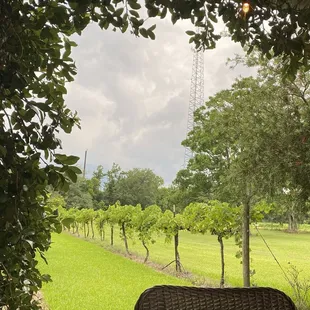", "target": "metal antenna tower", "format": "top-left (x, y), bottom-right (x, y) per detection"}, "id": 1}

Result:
top-left (183, 48), bottom-right (204, 167)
